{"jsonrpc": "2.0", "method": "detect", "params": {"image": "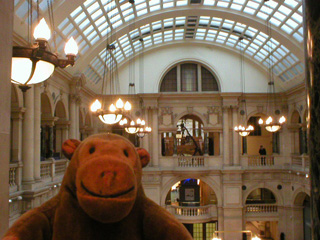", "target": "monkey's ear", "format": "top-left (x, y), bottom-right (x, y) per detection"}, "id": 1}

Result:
top-left (136, 148), bottom-right (150, 168)
top-left (62, 139), bottom-right (81, 160)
